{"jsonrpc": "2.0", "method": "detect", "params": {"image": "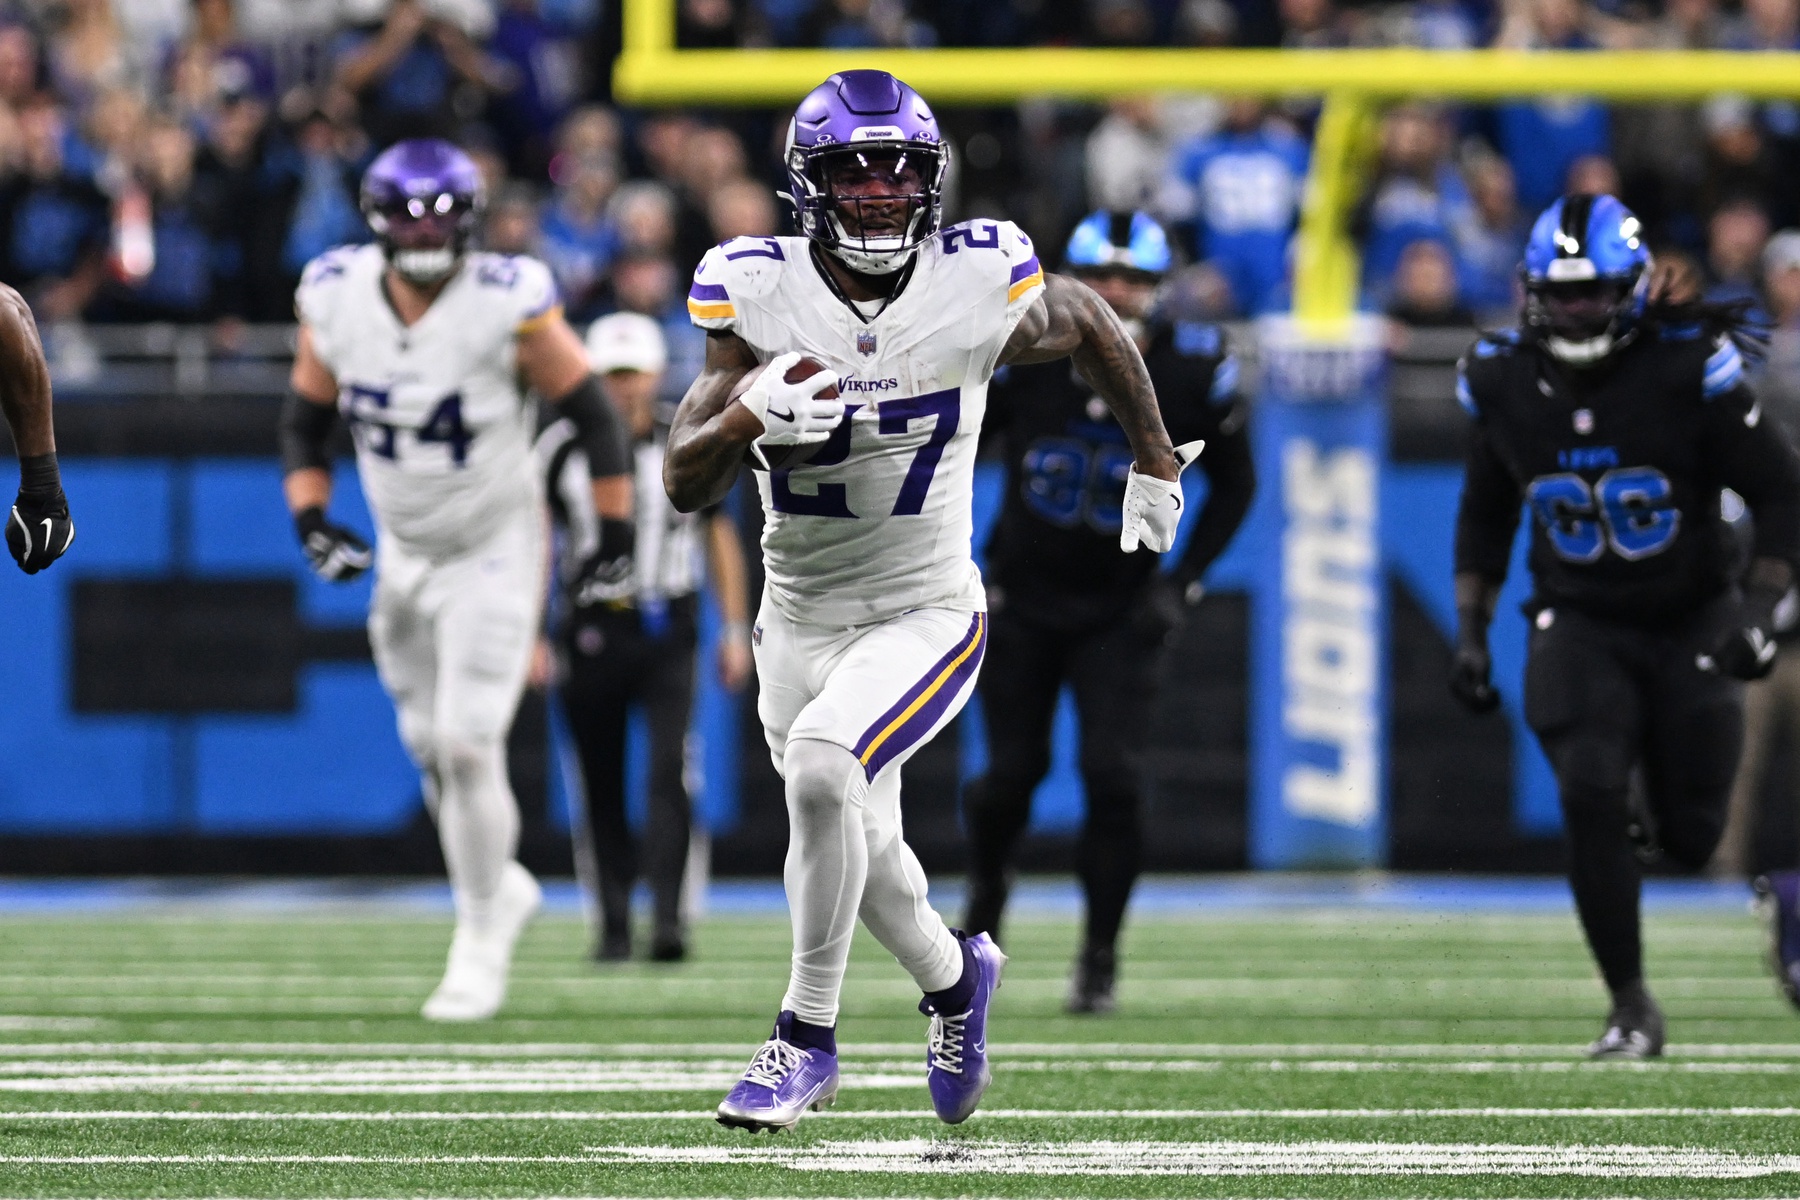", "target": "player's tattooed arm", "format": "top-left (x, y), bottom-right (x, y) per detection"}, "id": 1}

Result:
top-left (664, 330), bottom-right (764, 513)
top-left (1000, 273), bottom-right (1178, 480)
top-left (0, 284), bottom-right (52, 459)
